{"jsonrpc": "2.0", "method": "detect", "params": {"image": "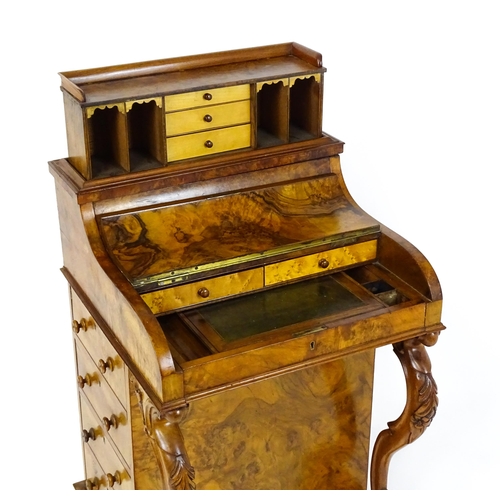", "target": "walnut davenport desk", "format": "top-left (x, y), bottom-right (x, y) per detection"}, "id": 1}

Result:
top-left (50, 43), bottom-right (445, 490)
